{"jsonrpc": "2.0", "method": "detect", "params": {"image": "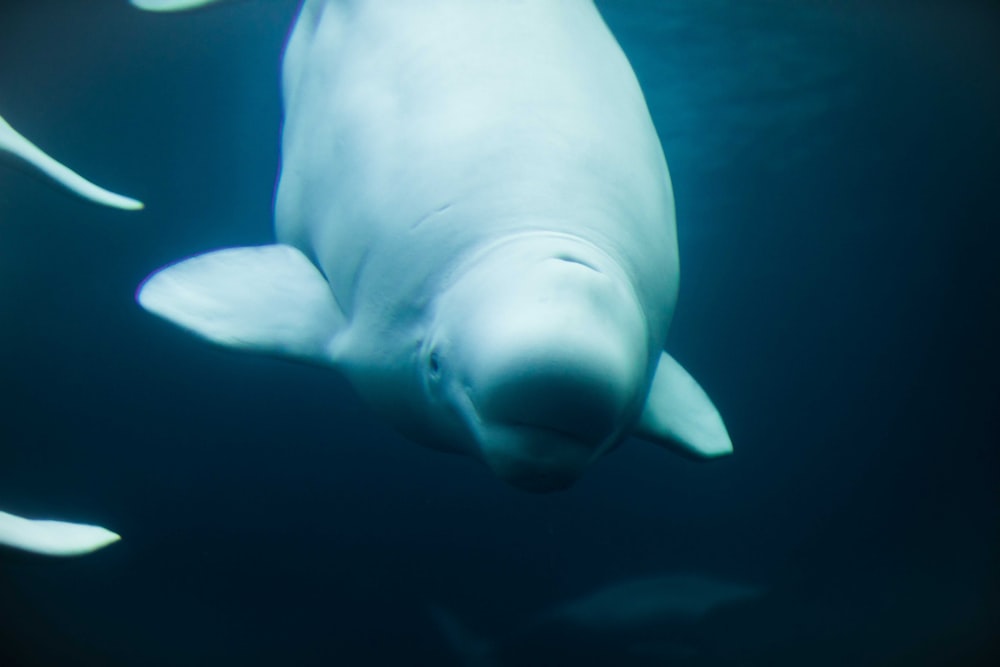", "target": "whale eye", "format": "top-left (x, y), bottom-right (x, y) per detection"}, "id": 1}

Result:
top-left (428, 351), bottom-right (442, 376)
